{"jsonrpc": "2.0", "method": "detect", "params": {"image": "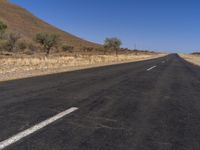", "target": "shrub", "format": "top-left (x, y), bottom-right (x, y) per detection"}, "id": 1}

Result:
top-left (28, 42), bottom-right (37, 52)
top-left (34, 32), bottom-right (59, 55)
top-left (94, 47), bottom-right (106, 54)
top-left (0, 40), bottom-right (12, 51)
top-left (6, 32), bottom-right (21, 51)
top-left (81, 47), bottom-right (94, 52)
top-left (0, 21), bottom-right (7, 39)
top-left (17, 41), bottom-right (27, 51)
top-left (62, 45), bottom-right (74, 52)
